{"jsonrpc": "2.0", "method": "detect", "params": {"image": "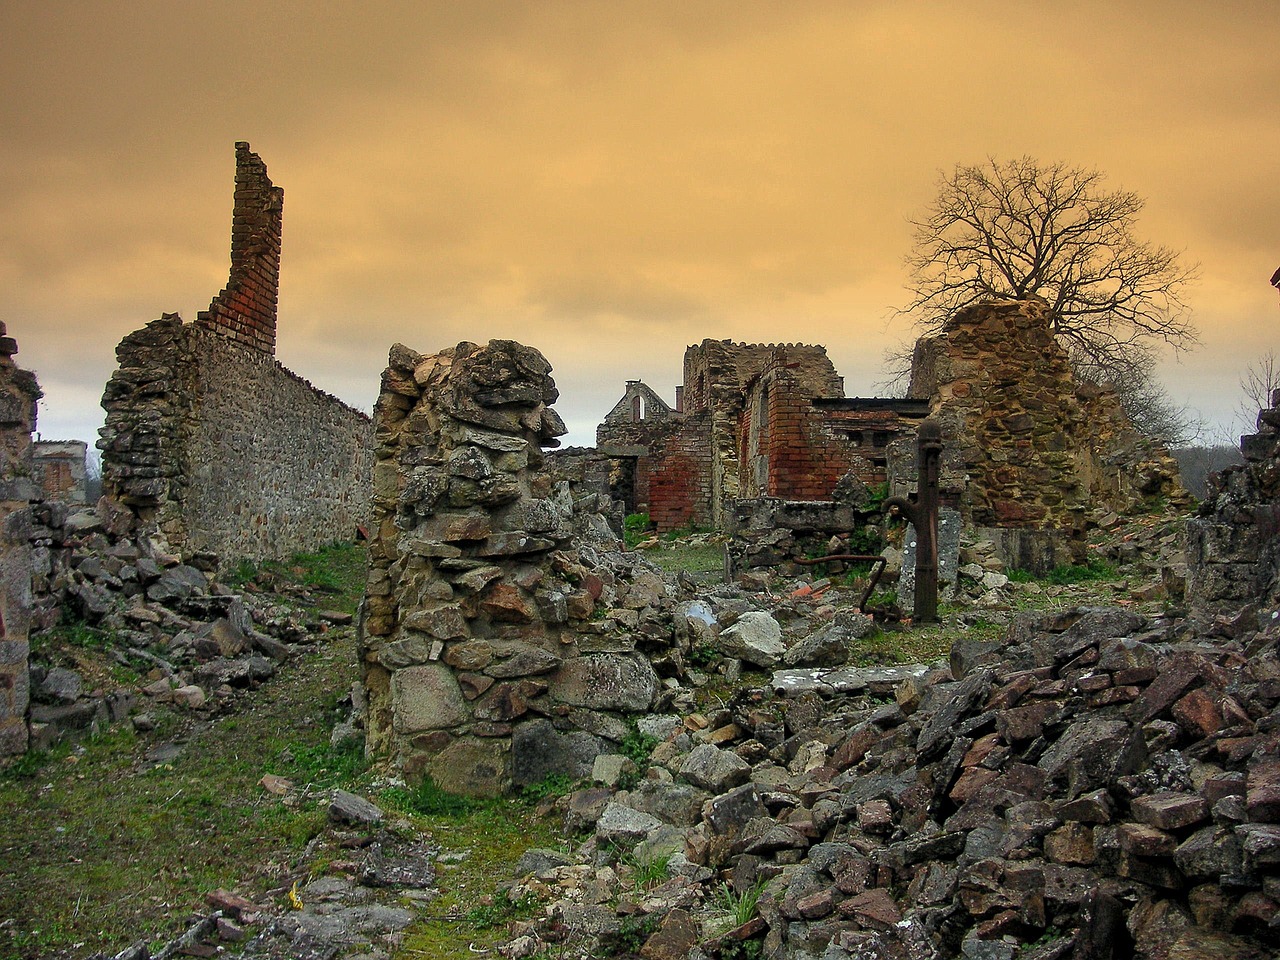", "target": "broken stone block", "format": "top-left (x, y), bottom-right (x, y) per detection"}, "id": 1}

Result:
top-left (679, 744), bottom-right (752, 793)
top-left (328, 789), bottom-right (384, 827)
